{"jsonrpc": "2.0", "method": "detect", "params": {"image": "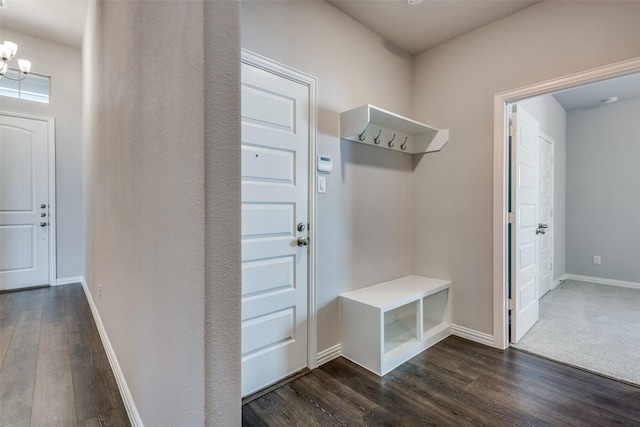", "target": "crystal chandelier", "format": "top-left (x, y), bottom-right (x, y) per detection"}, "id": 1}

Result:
top-left (0, 41), bottom-right (32, 81)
